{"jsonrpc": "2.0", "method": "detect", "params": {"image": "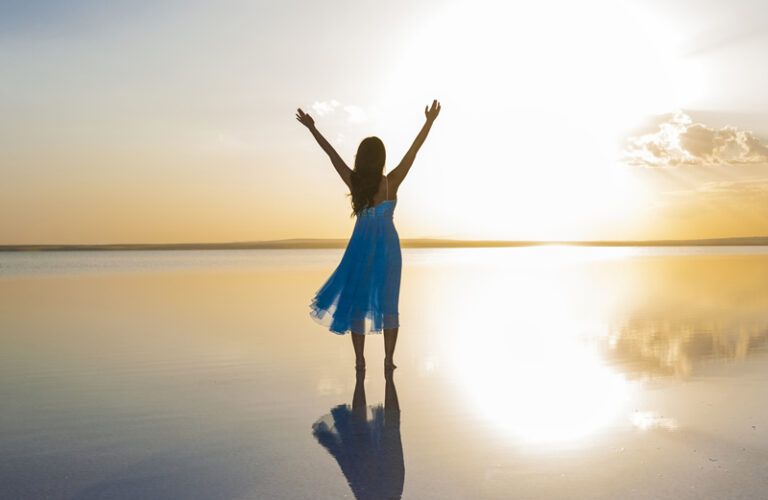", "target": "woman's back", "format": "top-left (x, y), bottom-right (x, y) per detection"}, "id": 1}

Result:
top-left (359, 174), bottom-right (396, 213)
